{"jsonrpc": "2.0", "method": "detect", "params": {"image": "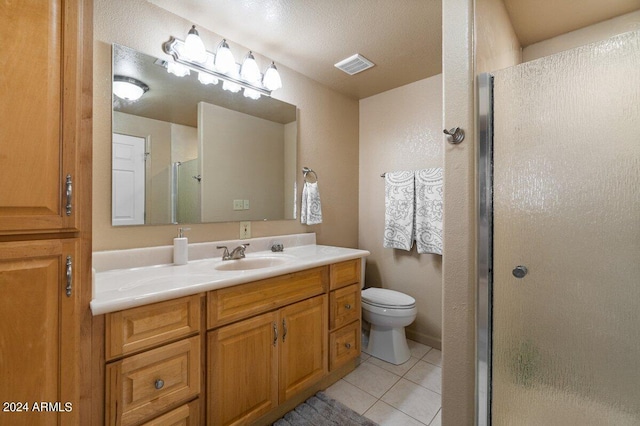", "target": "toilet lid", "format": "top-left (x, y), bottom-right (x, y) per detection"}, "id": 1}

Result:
top-left (362, 288), bottom-right (416, 309)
